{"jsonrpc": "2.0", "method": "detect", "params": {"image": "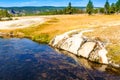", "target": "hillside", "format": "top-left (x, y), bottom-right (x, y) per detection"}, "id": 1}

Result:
top-left (0, 6), bottom-right (86, 15)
